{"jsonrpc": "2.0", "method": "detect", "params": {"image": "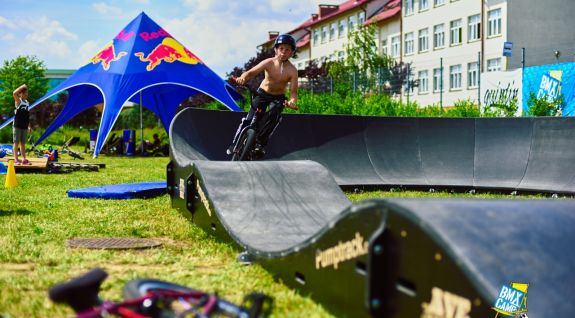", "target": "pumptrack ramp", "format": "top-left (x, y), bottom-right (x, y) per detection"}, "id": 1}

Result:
top-left (168, 108), bottom-right (575, 317)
